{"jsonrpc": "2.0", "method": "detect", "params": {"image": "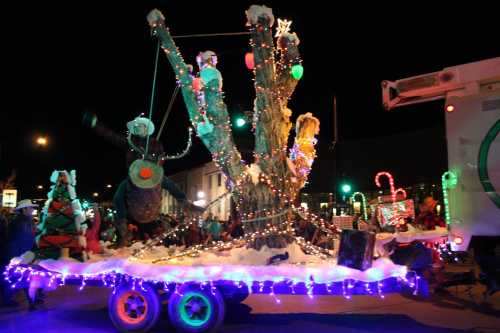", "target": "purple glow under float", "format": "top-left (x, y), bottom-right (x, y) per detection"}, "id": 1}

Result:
top-left (4, 242), bottom-right (420, 300)
top-left (2, 222), bottom-right (436, 333)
